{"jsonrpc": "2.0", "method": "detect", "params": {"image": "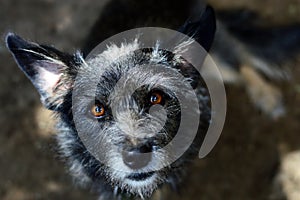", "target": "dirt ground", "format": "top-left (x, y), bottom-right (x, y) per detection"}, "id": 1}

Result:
top-left (0, 0), bottom-right (300, 200)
